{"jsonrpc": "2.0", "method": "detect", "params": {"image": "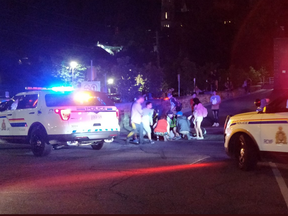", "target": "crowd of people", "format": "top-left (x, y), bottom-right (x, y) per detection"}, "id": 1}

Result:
top-left (122, 72), bottom-right (261, 144)
top-left (125, 89), bottom-right (222, 144)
